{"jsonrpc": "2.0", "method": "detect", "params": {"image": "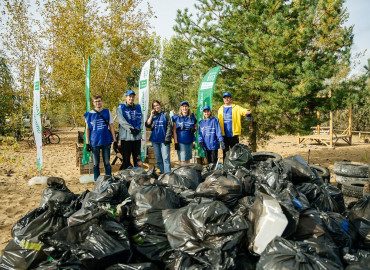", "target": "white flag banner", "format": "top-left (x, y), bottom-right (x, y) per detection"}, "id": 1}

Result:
top-left (32, 64), bottom-right (43, 171)
top-left (139, 59), bottom-right (151, 162)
